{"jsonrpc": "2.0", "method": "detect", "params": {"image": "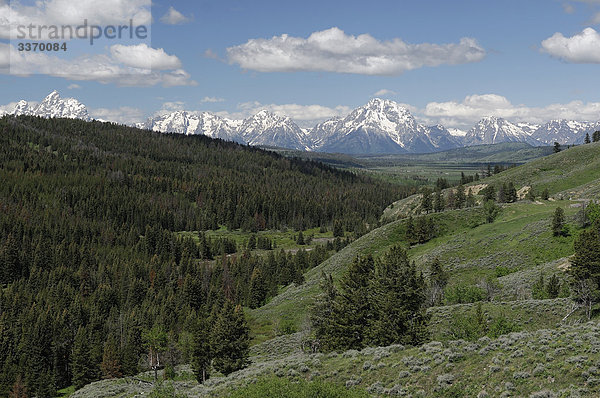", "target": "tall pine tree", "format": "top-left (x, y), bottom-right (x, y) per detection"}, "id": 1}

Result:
top-left (211, 301), bottom-right (250, 376)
